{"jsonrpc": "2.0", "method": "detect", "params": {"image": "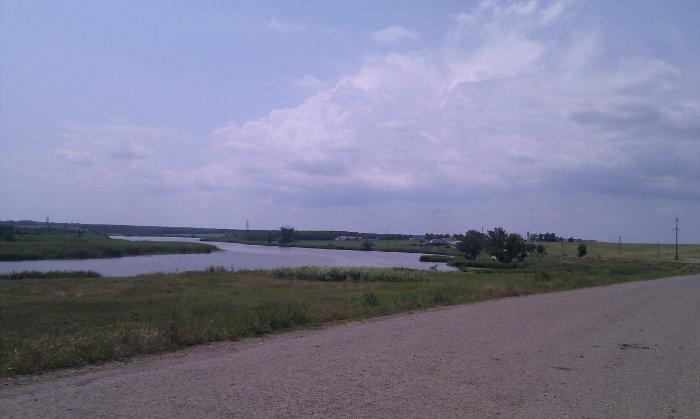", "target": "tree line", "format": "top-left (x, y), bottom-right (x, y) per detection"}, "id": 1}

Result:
top-left (455, 228), bottom-right (547, 262)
